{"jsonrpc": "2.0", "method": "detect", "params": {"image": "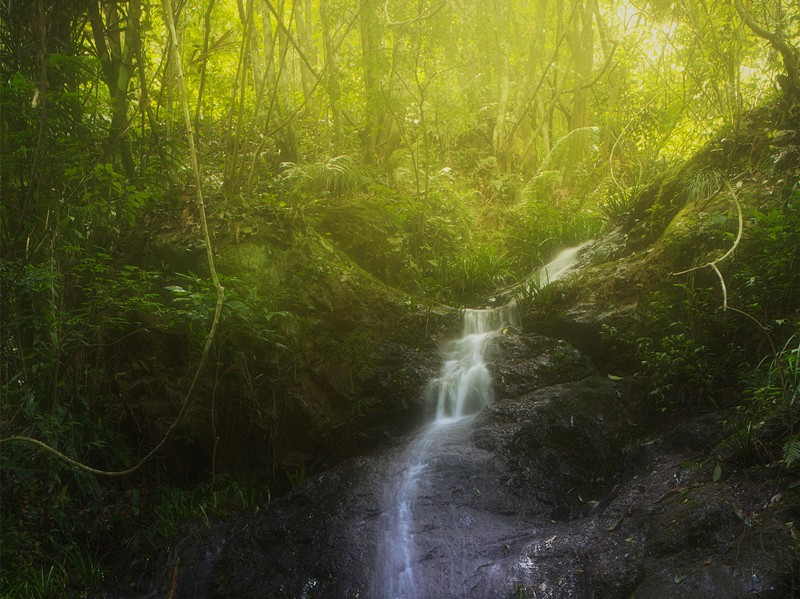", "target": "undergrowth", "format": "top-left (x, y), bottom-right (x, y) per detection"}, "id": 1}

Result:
top-left (611, 180), bottom-right (800, 467)
top-left (0, 252), bottom-right (287, 595)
